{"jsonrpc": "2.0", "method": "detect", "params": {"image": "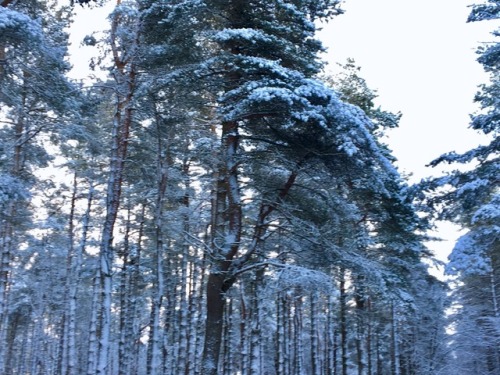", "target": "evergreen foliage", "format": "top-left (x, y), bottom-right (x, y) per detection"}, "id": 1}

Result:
top-left (0, 1), bottom-right (471, 374)
top-left (422, 2), bottom-right (499, 374)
